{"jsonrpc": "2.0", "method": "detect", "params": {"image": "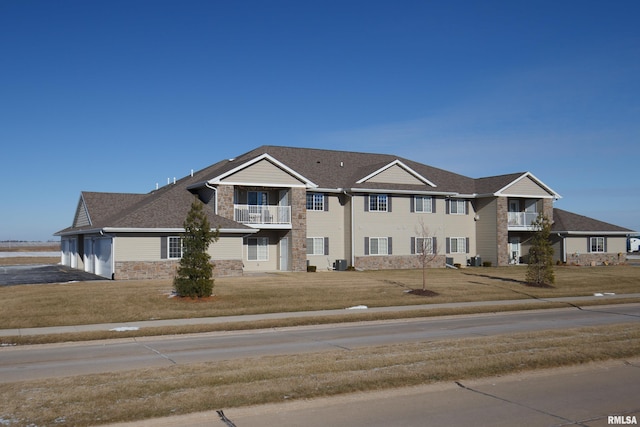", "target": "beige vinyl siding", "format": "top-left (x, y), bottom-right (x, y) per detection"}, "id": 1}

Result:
top-left (114, 236), bottom-right (161, 261)
top-left (565, 235), bottom-right (627, 255)
top-left (565, 237), bottom-right (586, 255)
top-left (474, 198), bottom-right (498, 266)
top-left (502, 176), bottom-right (552, 197)
top-left (243, 230), bottom-right (279, 272)
top-left (209, 236), bottom-right (243, 260)
top-left (442, 198), bottom-right (477, 265)
top-left (352, 195), bottom-right (476, 261)
top-left (307, 193), bottom-right (346, 270)
top-left (114, 235), bottom-right (243, 262)
top-left (222, 159), bottom-right (303, 185)
top-left (606, 237), bottom-right (627, 254)
top-left (366, 164), bottom-right (424, 185)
